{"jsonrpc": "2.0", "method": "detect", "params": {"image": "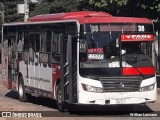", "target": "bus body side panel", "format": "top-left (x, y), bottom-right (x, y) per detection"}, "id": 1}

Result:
top-left (19, 53), bottom-right (54, 98)
top-left (1, 48), bottom-right (9, 88)
top-left (52, 64), bottom-right (60, 99)
top-left (38, 62), bottom-right (53, 94)
top-left (1, 41), bottom-right (17, 90)
top-left (19, 60), bottom-right (28, 87)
